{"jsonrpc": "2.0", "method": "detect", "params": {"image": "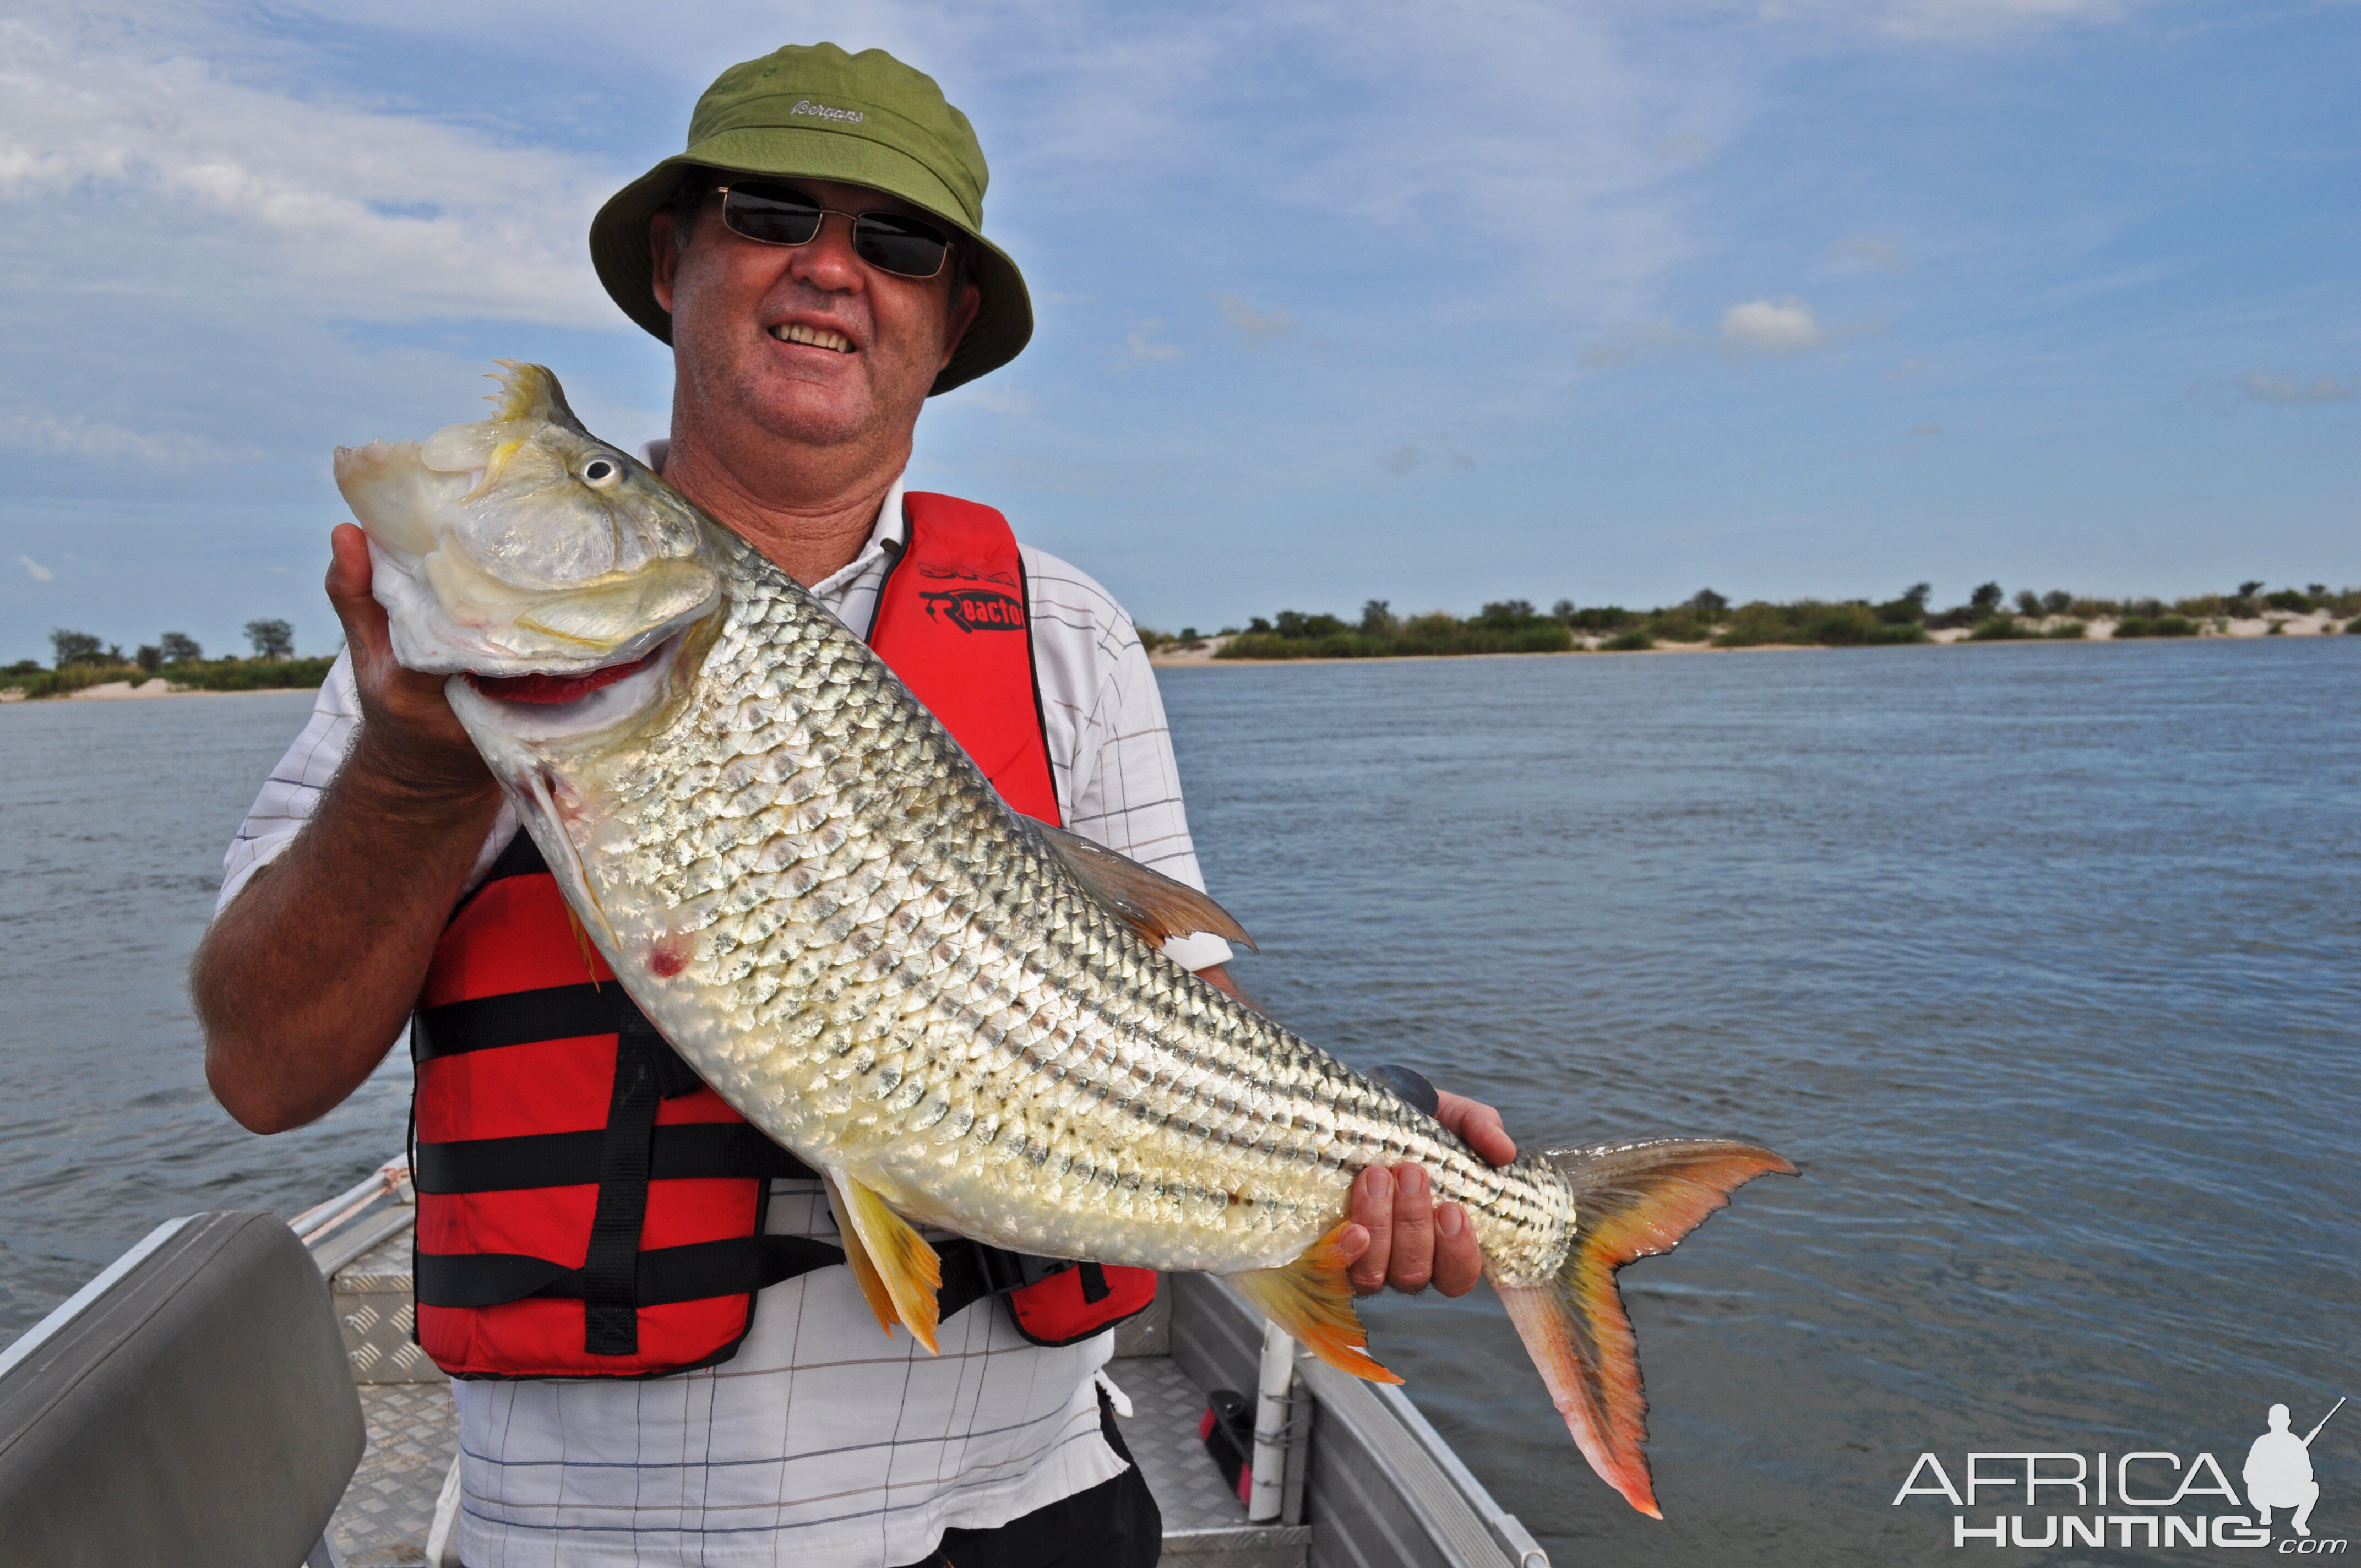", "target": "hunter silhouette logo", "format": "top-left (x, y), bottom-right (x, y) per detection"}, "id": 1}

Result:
top-left (2248, 1398), bottom-right (2341, 1538)
top-left (920, 586), bottom-right (1027, 633)
top-left (1891, 1395), bottom-right (2347, 1551)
